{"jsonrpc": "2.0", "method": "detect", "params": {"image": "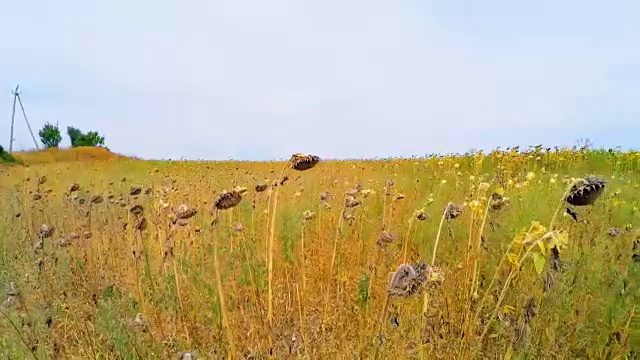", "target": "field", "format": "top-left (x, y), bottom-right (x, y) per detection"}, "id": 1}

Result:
top-left (1, 146), bottom-right (639, 359)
